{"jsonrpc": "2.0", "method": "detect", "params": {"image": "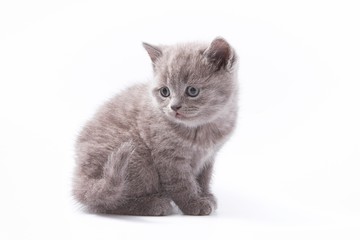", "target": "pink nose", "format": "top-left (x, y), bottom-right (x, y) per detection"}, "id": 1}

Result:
top-left (171, 105), bottom-right (182, 111)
